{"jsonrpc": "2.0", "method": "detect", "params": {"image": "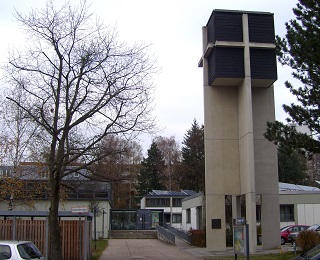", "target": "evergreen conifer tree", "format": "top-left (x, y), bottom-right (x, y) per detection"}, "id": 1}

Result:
top-left (180, 119), bottom-right (205, 192)
top-left (265, 0), bottom-right (320, 154)
top-left (136, 142), bottom-right (165, 198)
top-left (278, 144), bottom-right (308, 184)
